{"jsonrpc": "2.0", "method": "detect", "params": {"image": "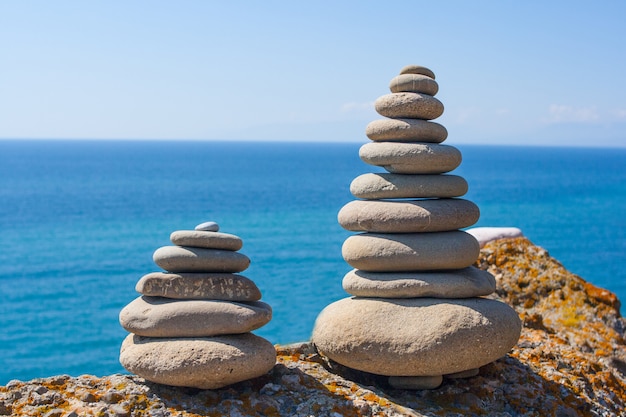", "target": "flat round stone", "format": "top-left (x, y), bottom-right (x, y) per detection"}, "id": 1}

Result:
top-left (359, 142), bottom-right (462, 174)
top-left (365, 119), bottom-right (447, 143)
top-left (195, 221), bottom-right (219, 232)
top-left (342, 231), bottom-right (479, 271)
top-left (350, 173), bottom-right (468, 199)
top-left (311, 297), bottom-right (521, 377)
top-left (170, 230), bottom-right (243, 251)
top-left (120, 333), bottom-right (276, 389)
top-left (135, 272), bottom-right (261, 301)
top-left (342, 267), bottom-right (496, 298)
top-left (119, 296), bottom-right (271, 337)
top-left (466, 227), bottom-right (524, 248)
top-left (389, 74), bottom-right (438, 96)
top-left (338, 199), bottom-right (479, 233)
top-left (399, 65), bottom-right (436, 79)
top-left (153, 246), bottom-right (250, 273)
top-left (375, 93), bottom-right (443, 120)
